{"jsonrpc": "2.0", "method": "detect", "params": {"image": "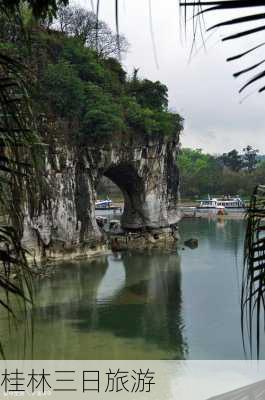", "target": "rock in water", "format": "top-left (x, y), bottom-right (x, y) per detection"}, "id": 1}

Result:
top-left (184, 238), bottom-right (198, 249)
